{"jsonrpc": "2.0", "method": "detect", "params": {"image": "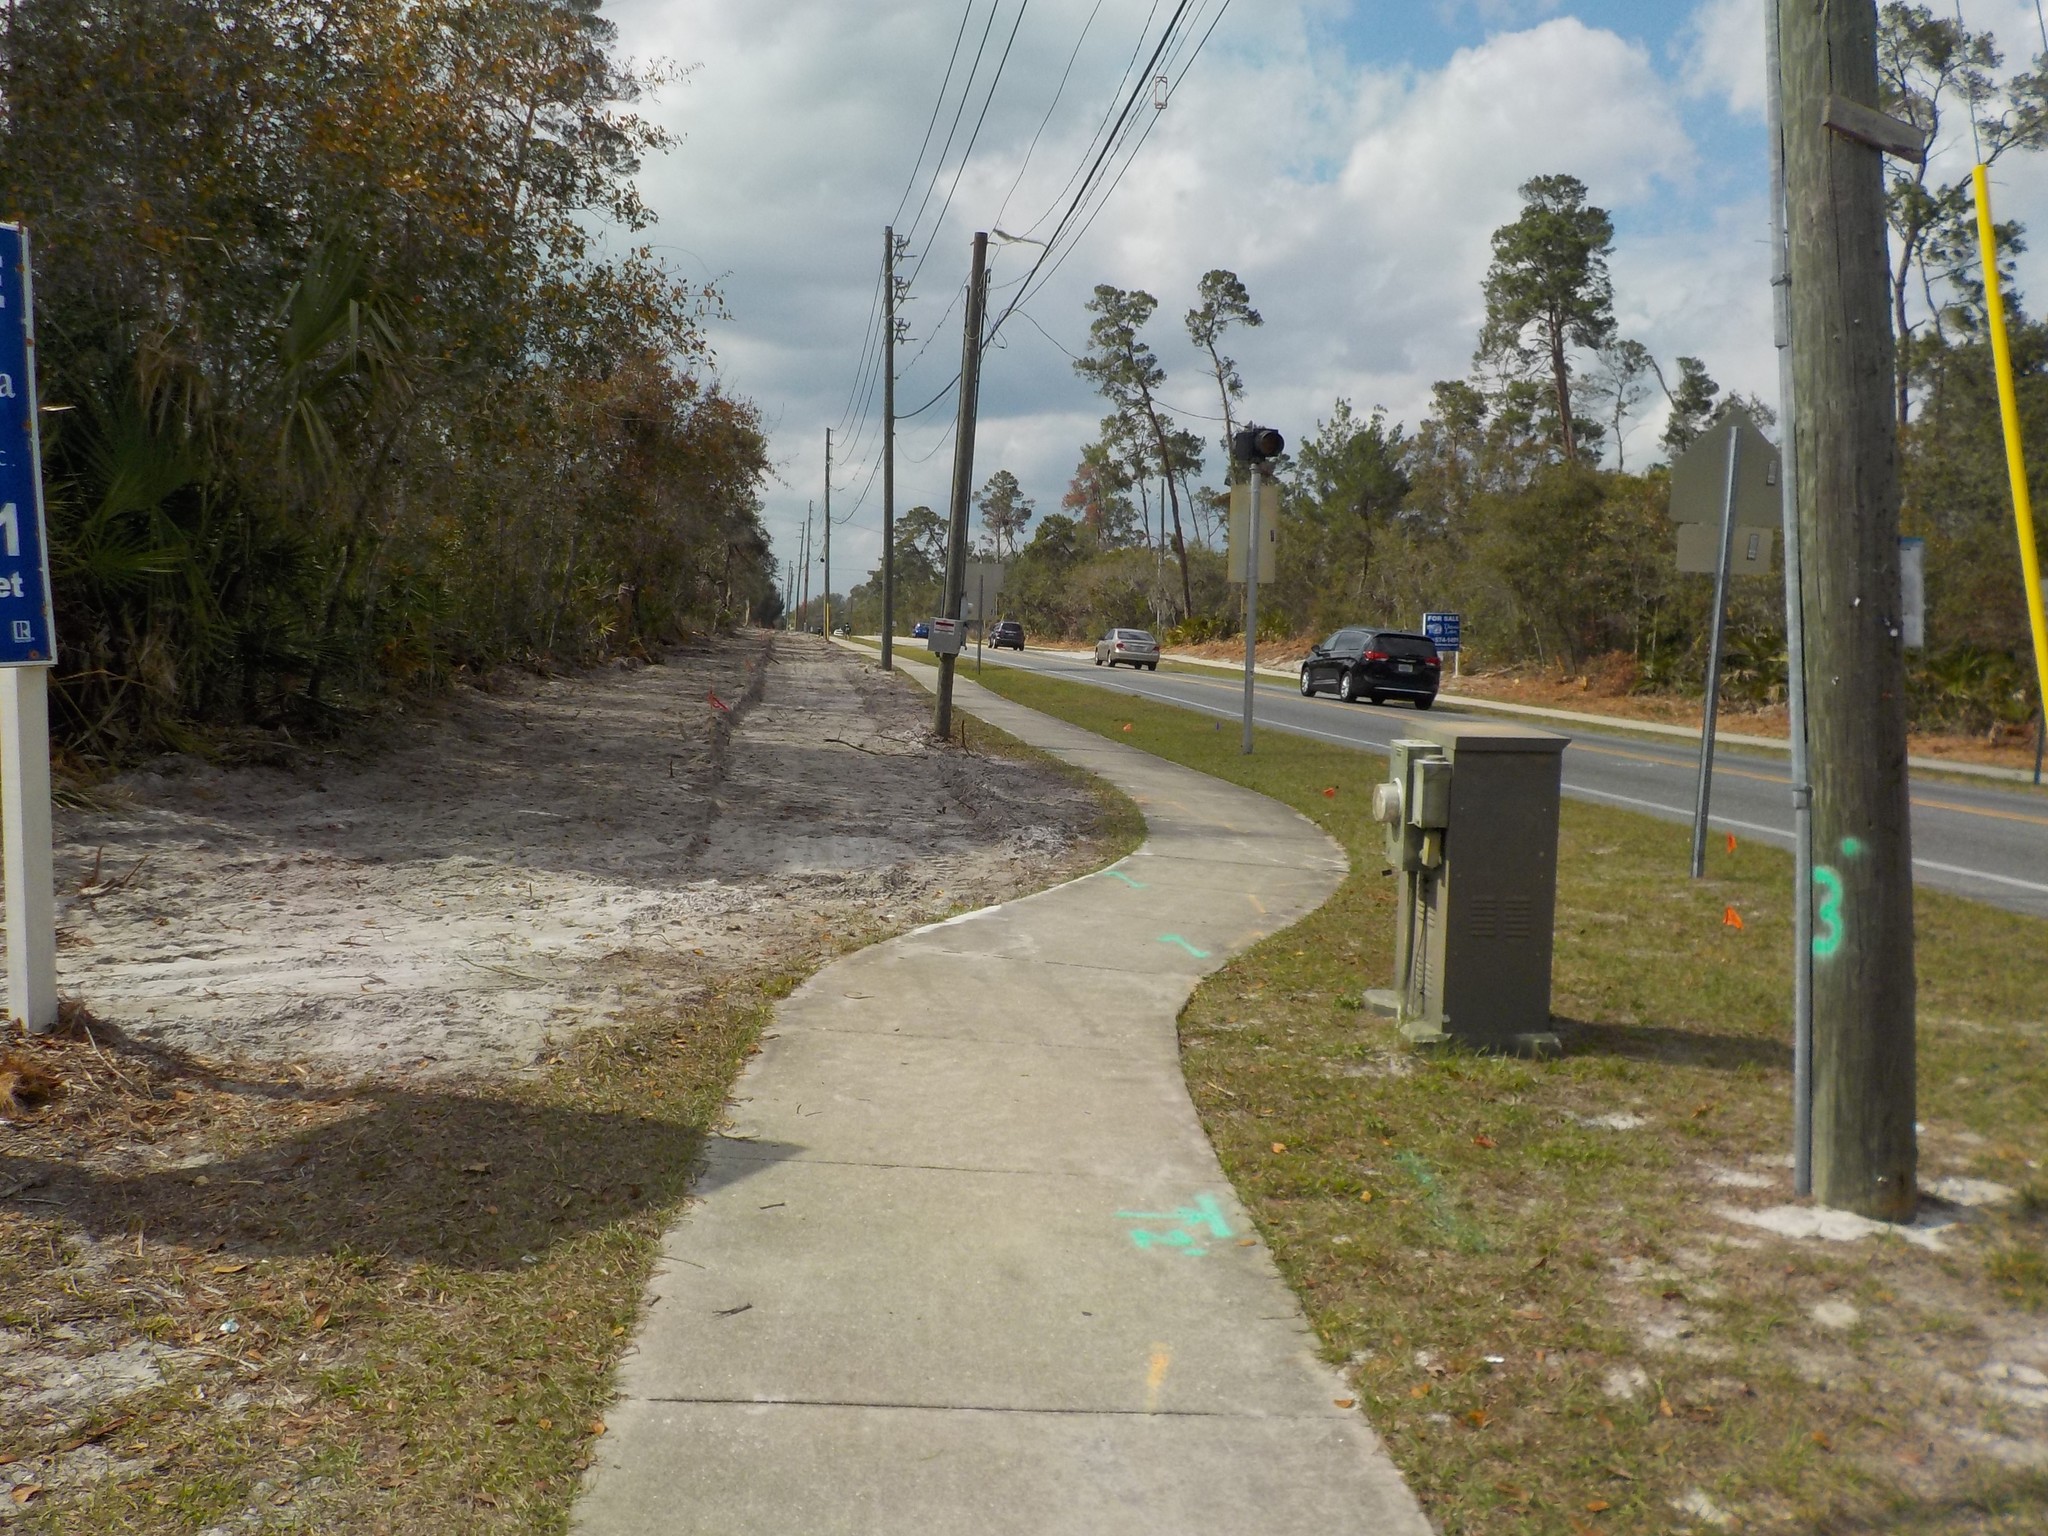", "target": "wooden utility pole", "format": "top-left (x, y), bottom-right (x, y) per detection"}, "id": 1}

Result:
top-left (1779, 0), bottom-right (1917, 1220)
top-left (882, 227), bottom-right (899, 670)
top-left (933, 231), bottom-right (988, 741)
top-left (823, 429), bottom-right (832, 637)
top-left (799, 503), bottom-right (812, 628)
